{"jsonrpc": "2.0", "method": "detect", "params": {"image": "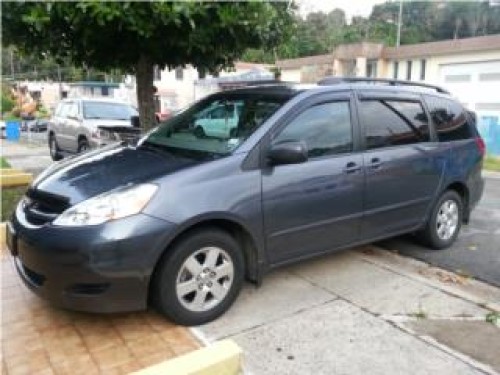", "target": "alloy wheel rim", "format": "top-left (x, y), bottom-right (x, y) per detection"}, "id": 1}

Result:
top-left (436, 199), bottom-right (459, 241)
top-left (176, 247), bottom-right (234, 312)
top-left (50, 138), bottom-right (56, 157)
